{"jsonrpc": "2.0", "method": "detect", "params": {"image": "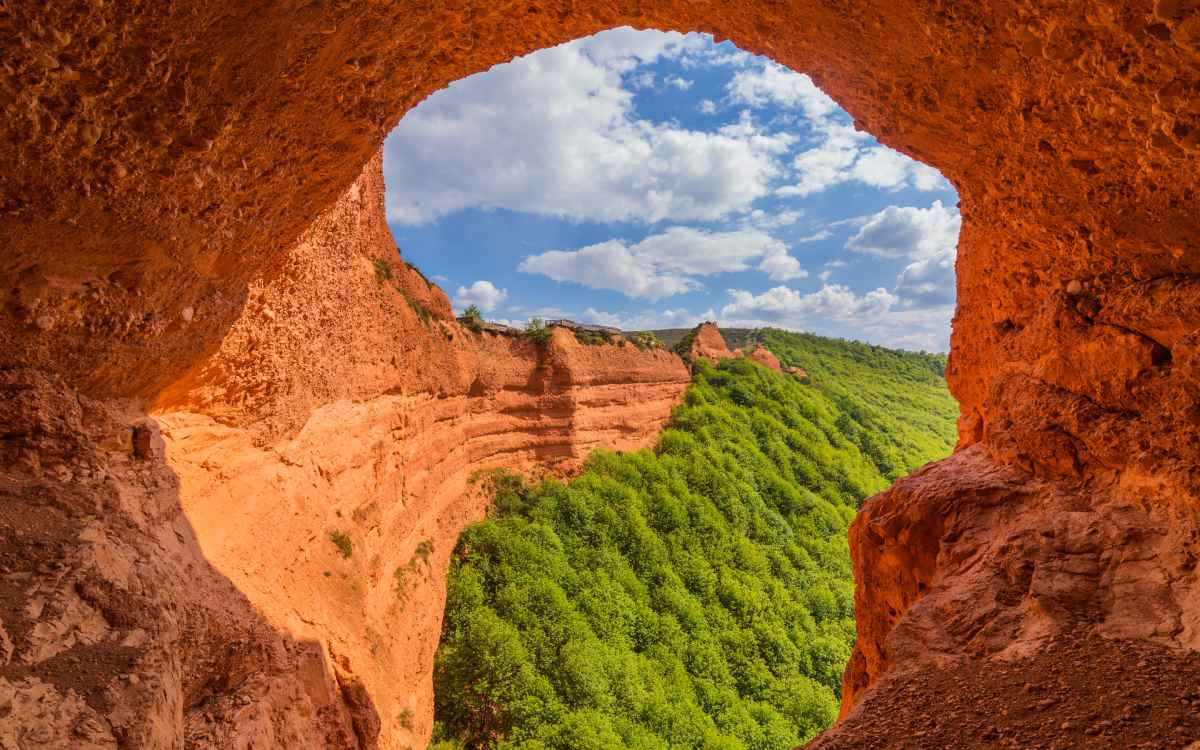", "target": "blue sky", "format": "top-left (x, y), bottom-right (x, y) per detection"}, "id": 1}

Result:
top-left (383, 29), bottom-right (959, 352)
